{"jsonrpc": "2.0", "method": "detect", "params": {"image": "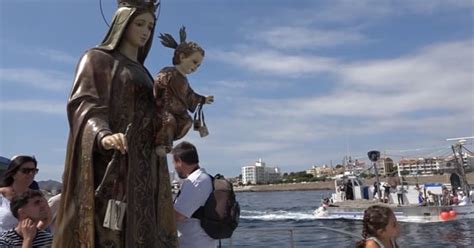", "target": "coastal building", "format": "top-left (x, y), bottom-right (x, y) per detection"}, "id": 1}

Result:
top-left (397, 152), bottom-right (473, 177)
top-left (306, 165), bottom-right (334, 177)
top-left (242, 158), bottom-right (281, 185)
top-left (375, 157), bottom-right (395, 176)
top-left (397, 157), bottom-right (443, 176)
